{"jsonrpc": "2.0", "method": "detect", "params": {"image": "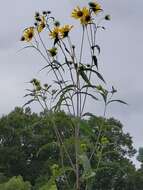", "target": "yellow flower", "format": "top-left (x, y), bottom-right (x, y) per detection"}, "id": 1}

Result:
top-left (80, 7), bottom-right (91, 25)
top-left (71, 6), bottom-right (84, 19)
top-left (49, 27), bottom-right (60, 39)
top-left (60, 25), bottom-right (73, 38)
top-left (89, 1), bottom-right (102, 14)
top-left (21, 27), bottom-right (35, 42)
top-left (37, 16), bottom-right (46, 33)
top-left (72, 6), bottom-right (91, 25)
top-left (48, 47), bottom-right (57, 57)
